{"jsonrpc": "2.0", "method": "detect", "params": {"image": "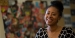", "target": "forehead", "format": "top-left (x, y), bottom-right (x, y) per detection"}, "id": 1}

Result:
top-left (46, 6), bottom-right (59, 13)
